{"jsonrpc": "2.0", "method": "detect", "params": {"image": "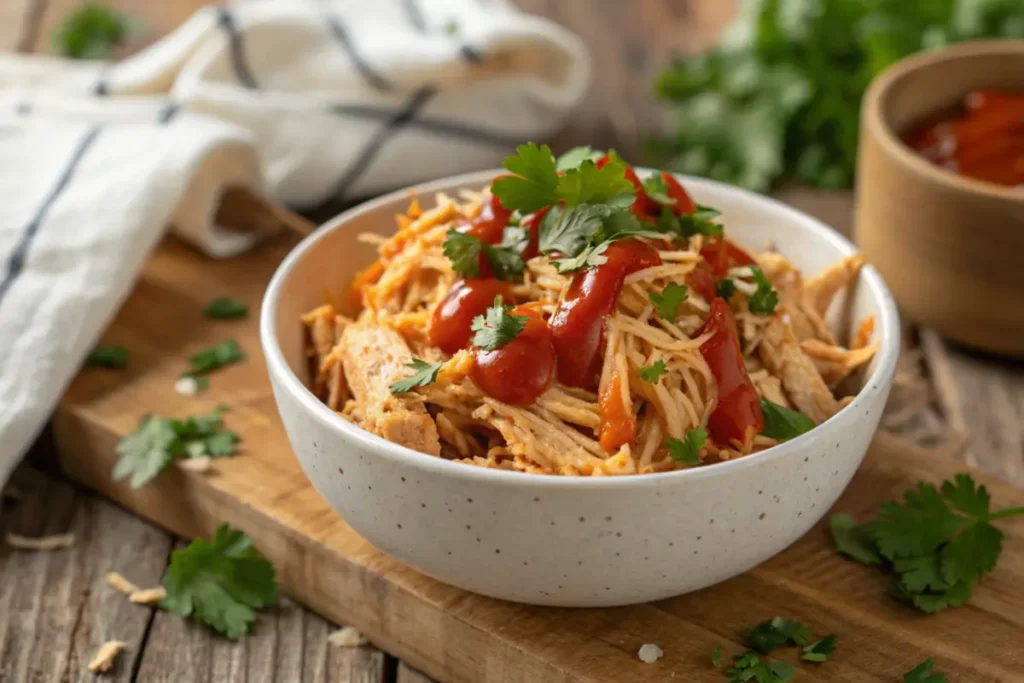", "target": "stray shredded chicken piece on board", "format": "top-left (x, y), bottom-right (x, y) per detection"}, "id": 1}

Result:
top-left (129, 587), bottom-right (167, 605)
top-left (328, 625), bottom-right (367, 648)
top-left (5, 531), bottom-right (75, 550)
top-left (637, 643), bottom-right (664, 664)
top-left (106, 572), bottom-right (140, 596)
top-left (87, 640), bottom-right (126, 673)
